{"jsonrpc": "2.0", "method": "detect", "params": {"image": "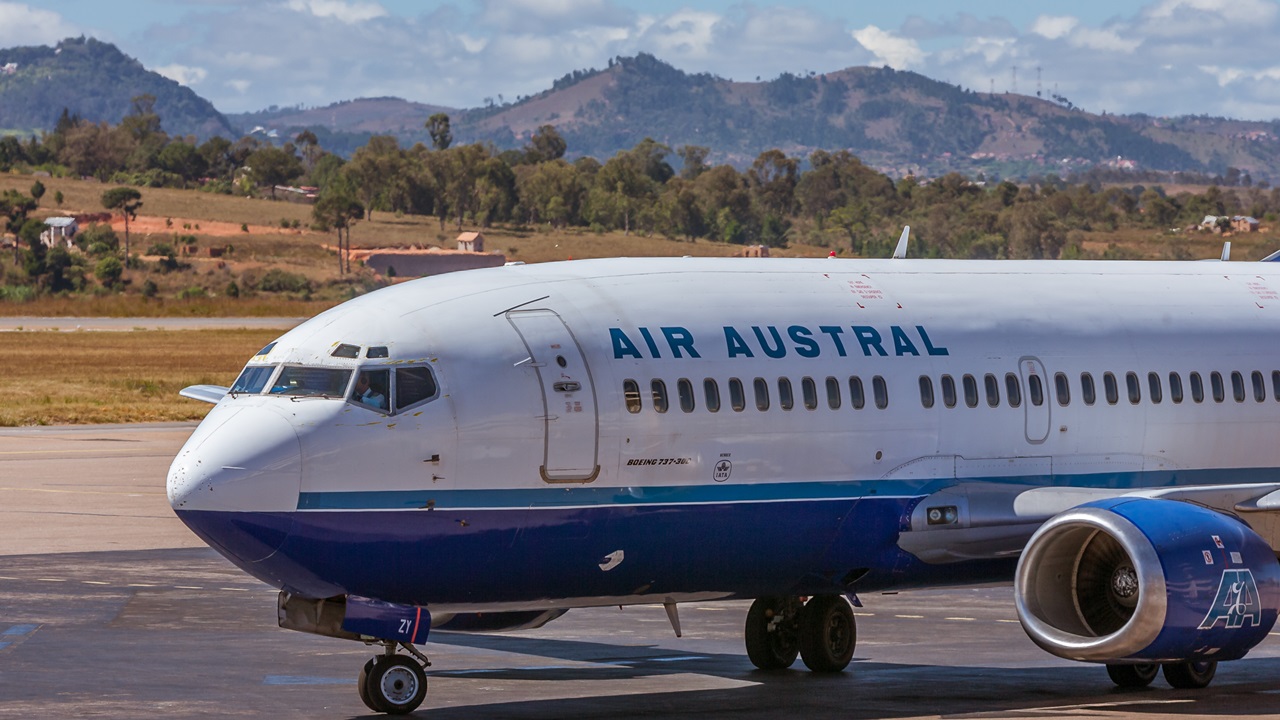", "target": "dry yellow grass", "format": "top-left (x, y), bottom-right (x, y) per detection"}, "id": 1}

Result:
top-left (0, 329), bottom-right (280, 426)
